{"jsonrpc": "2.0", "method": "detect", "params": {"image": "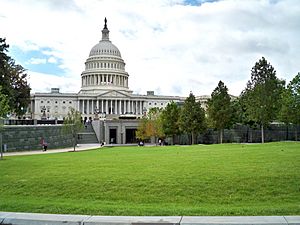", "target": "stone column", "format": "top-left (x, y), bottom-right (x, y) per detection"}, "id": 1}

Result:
top-left (139, 101), bottom-right (142, 115)
top-left (101, 100), bottom-right (103, 113)
top-left (110, 100), bottom-right (113, 114)
top-left (119, 100), bottom-right (122, 114)
top-left (87, 100), bottom-right (90, 115)
top-left (114, 100), bottom-right (117, 114)
top-left (83, 100), bottom-right (85, 114)
top-left (96, 99), bottom-right (99, 110)
top-left (124, 100), bottom-right (127, 114)
top-left (77, 100), bottom-right (80, 112)
top-left (92, 100), bottom-right (94, 114)
top-left (127, 100), bottom-right (130, 113)
top-left (105, 100), bottom-right (108, 114)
